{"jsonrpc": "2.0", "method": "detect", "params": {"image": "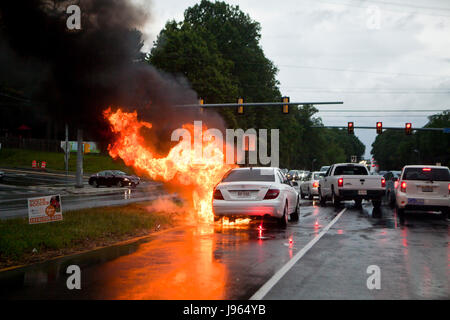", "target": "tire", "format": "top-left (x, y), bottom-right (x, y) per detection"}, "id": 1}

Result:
top-left (354, 199), bottom-right (362, 208)
top-left (319, 189), bottom-right (326, 206)
top-left (93, 180), bottom-right (99, 188)
top-left (372, 199), bottom-right (381, 209)
top-left (388, 192), bottom-right (396, 208)
top-left (300, 189), bottom-right (306, 199)
top-left (396, 206), bottom-right (405, 217)
top-left (308, 193), bottom-right (313, 200)
top-left (116, 181), bottom-right (123, 188)
top-left (440, 207), bottom-right (449, 220)
top-left (278, 203), bottom-right (288, 228)
top-left (290, 197), bottom-right (300, 222)
top-left (332, 190), bottom-right (340, 207)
